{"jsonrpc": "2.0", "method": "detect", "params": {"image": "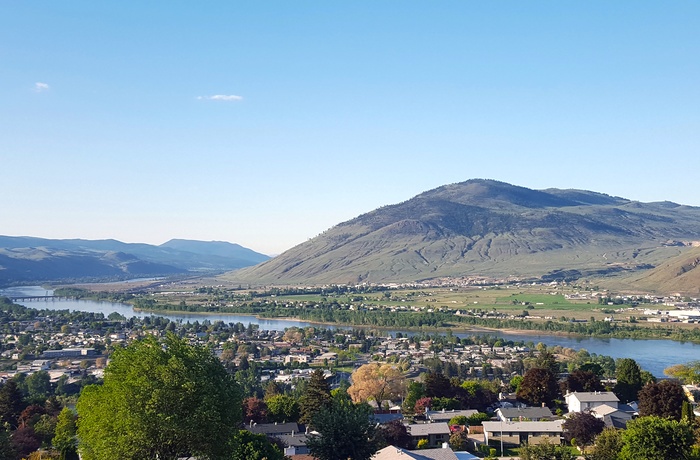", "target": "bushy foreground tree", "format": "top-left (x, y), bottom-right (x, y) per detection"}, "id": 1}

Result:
top-left (306, 397), bottom-right (380, 460)
top-left (76, 334), bottom-right (242, 460)
top-left (618, 416), bottom-right (694, 460)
